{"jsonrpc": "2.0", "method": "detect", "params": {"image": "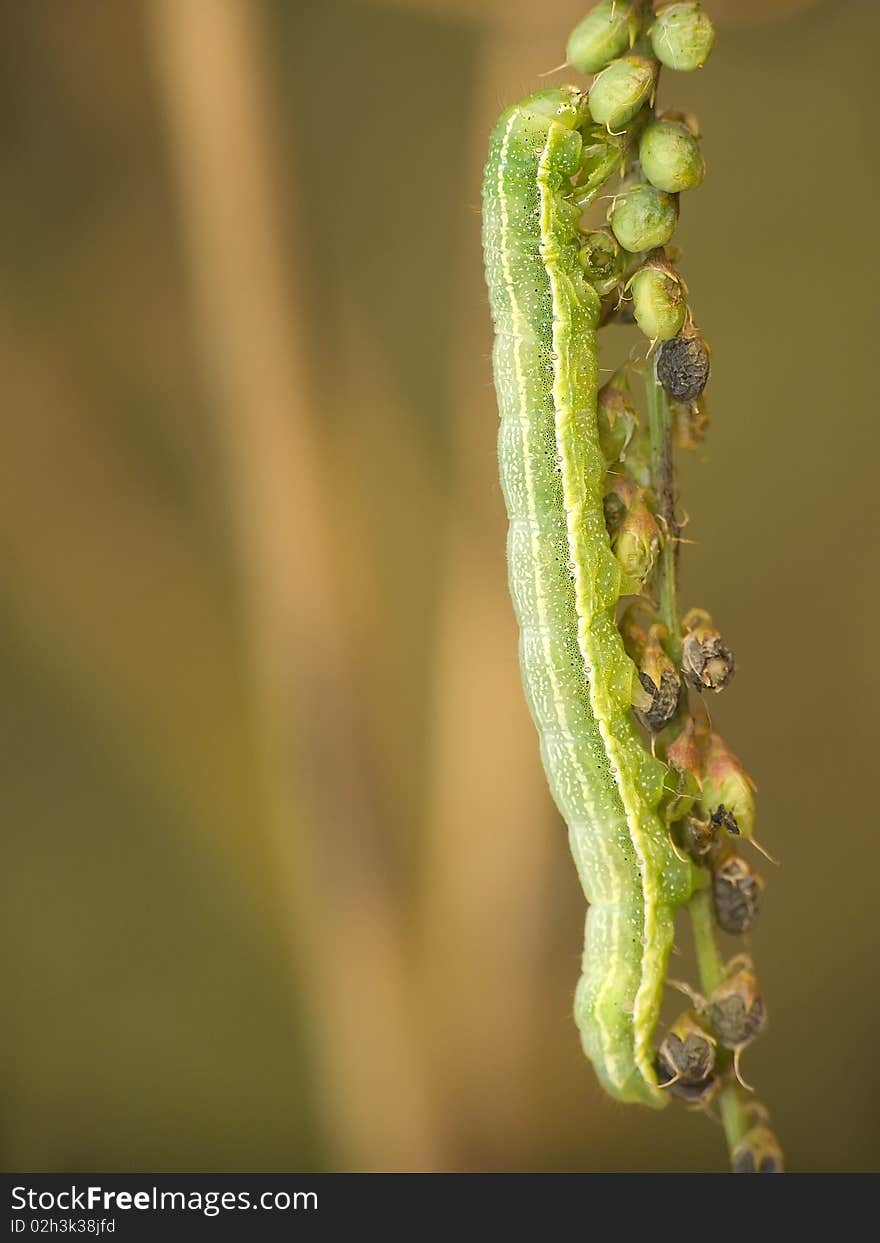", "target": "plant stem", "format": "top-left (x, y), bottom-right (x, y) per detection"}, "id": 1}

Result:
top-left (688, 887), bottom-right (748, 1156)
top-left (643, 361), bottom-right (748, 1167)
top-left (645, 356), bottom-right (680, 660)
